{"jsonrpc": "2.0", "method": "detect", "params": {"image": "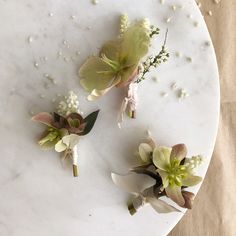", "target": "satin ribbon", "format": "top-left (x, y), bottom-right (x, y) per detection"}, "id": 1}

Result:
top-left (118, 82), bottom-right (138, 128)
